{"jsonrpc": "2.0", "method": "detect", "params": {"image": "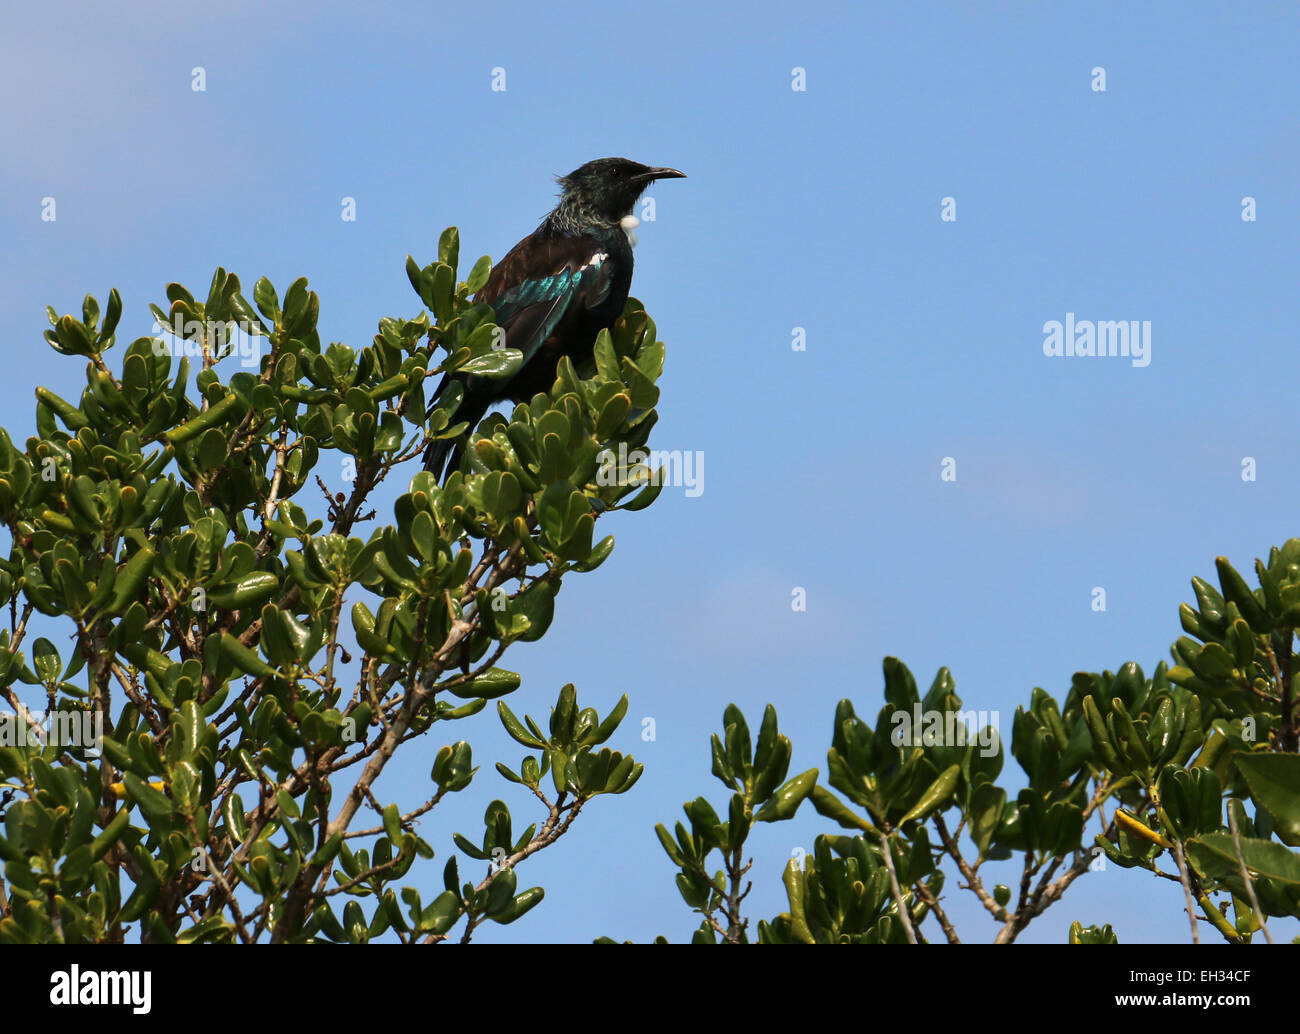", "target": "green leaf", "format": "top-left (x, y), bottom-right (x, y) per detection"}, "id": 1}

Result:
top-left (218, 632), bottom-right (276, 679)
top-left (465, 256), bottom-right (492, 294)
top-left (573, 534), bottom-right (615, 573)
top-left (968, 782), bottom-right (1006, 858)
top-left (444, 667), bottom-right (521, 700)
top-left (422, 890), bottom-right (462, 936)
top-left (883, 656), bottom-right (920, 710)
top-left (492, 886), bottom-right (544, 925)
top-left (593, 332), bottom-right (622, 382)
top-left (438, 227), bottom-right (460, 271)
top-left (89, 807), bottom-right (131, 861)
top-left (1068, 920), bottom-right (1118, 944)
top-left (123, 773), bottom-right (173, 825)
top-left (754, 768), bottom-right (817, 822)
top-left (383, 803), bottom-right (402, 843)
top-left (497, 702), bottom-right (547, 749)
top-left (31, 638), bottom-right (61, 683)
top-left (1187, 832), bottom-right (1300, 885)
top-left (617, 475), bottom-right (663, 511)
top-left (432, 264), bottom-right (455, 322)
top-left (176, 916), bottom-right (234, 944)
top-left (512, 578), bottom-right (556, 642)
top-left (595, 393), bottom-right (632, 438)
top-left (208, 571), bottom-right (278, 610)
top-left (898, 764), bottom-right (960, 825)
top-left (782, 861), bottom-right (815, 944)
top-left (253, 277), bottom-right (280, 322)
top-left (1234, 753), bottom-right (1300, 847)
top-left (808, 786), bottom-right (876, 832)
top-left (459, 348), bottom-right (522, 379)
top-left (537, 481), bottom-right (579, 547)
top-left (431, 741), bottom-right (475, 792)
top-left (1215, 556), bottom-right (1271, 634)
top-left (407, 256), bottom-right (433, 308)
